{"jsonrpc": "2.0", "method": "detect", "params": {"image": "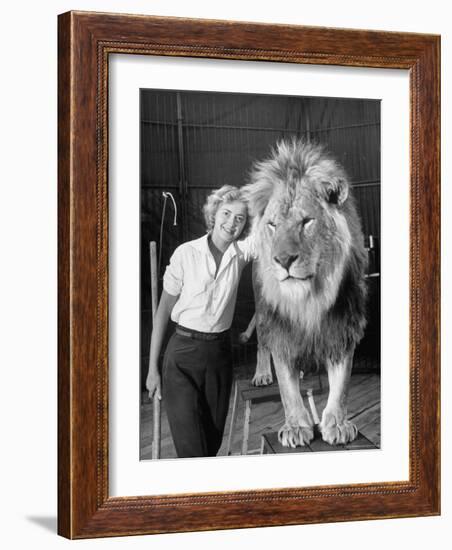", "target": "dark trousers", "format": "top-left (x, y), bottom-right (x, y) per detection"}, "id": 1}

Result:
top-left (162, 333), bottom-right (233, 458)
